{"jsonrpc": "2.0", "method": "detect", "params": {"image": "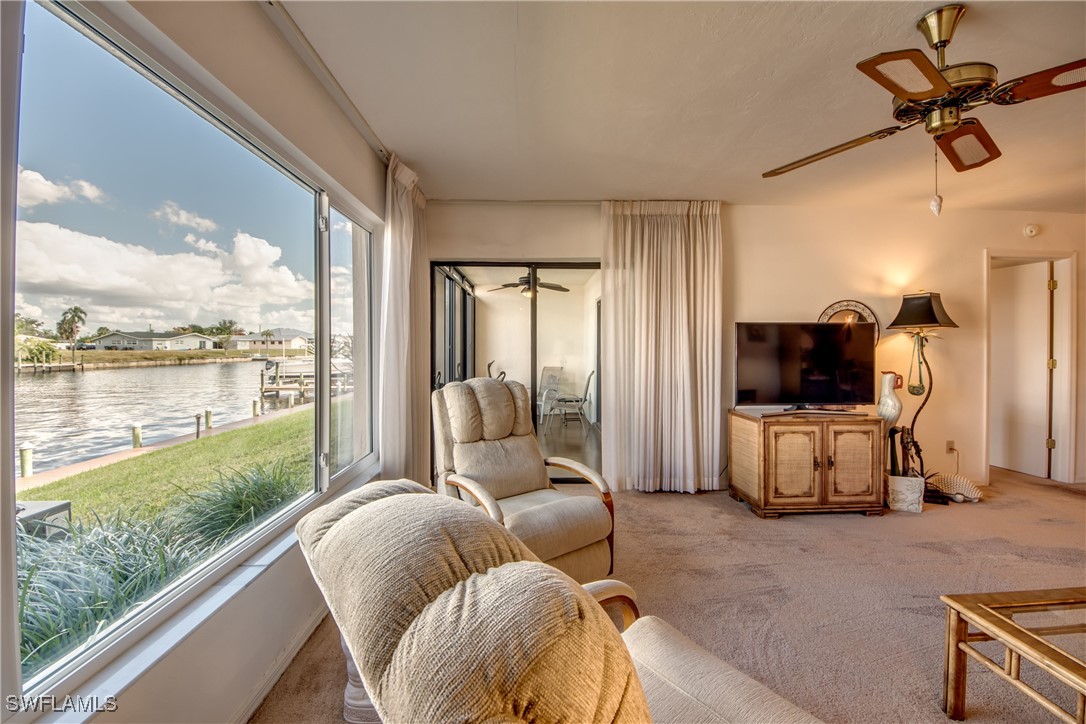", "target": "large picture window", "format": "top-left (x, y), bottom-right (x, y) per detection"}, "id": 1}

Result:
top-left (6, 2), bottom-right (374, 689)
